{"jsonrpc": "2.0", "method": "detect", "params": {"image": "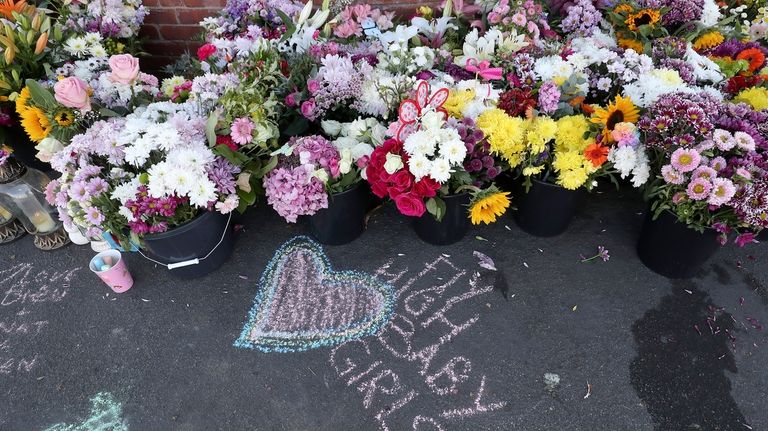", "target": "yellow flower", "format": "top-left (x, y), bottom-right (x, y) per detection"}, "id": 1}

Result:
top-left (614, 4), bottom-right (633, 15)
top-left (558, 167), bottom-right (589, 190)
top-left (693, 31), bottom-right (725, 50)
top-left (522, 165), bottom-right (544, 176)
top-left (54, 110), bottom-right (75, 126)
top-left (553, 151), bottom-right (584, 172)
top-left (526, 116), bottom-right (557, 153)
top-left (617, 37), bottom-right (645, 53)
top-left (15, 86), bottom-right (31, 115)
top-left (477, 108), bottom-right (528, 167)
top-left (555, 115), bottom-right (591, 152)
top-left (626, 9), bottom-right (661, 31)
top-left (590, 95), bottom-right (640, 141)
top-left (734, 87), bottom-right (768, 111)
top-left (416, 5), bottom-right (433, 19)
top-left (20, 106), bottom-right (51, 142)
top-left (444, 89), bottom-right (475, 118)
top-left (469, 190), bottom-right (510, 225)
